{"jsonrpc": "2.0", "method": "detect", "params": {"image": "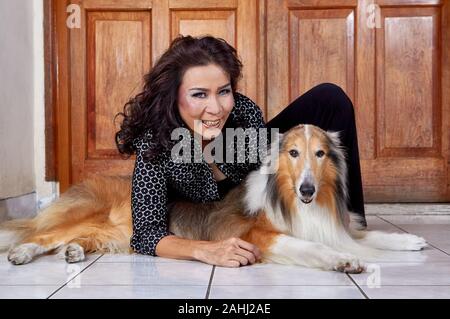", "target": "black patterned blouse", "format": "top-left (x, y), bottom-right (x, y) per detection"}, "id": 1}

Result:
top-left (130, 92), bottom-right (267, 255)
